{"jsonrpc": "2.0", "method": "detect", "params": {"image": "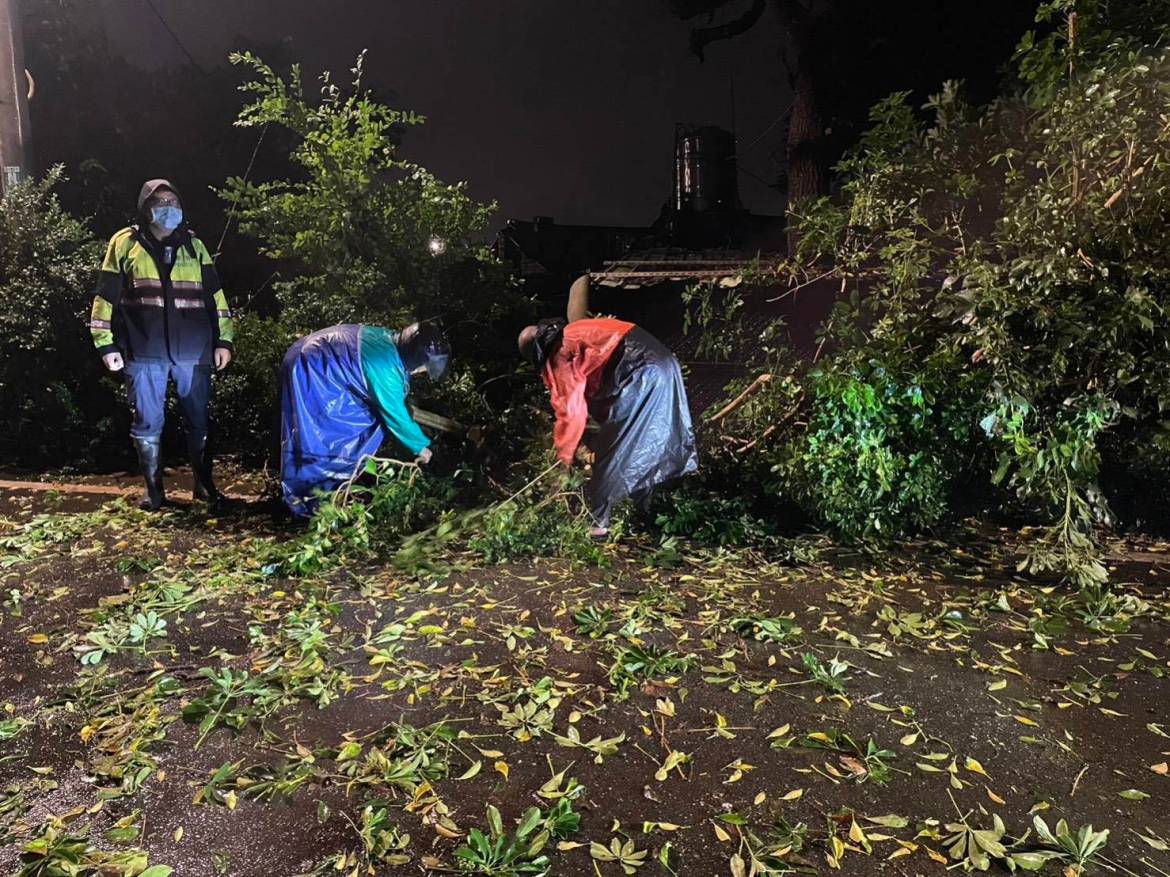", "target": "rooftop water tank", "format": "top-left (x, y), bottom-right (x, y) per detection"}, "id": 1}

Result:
top-left (674, 124), bottom-right (739, 214)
